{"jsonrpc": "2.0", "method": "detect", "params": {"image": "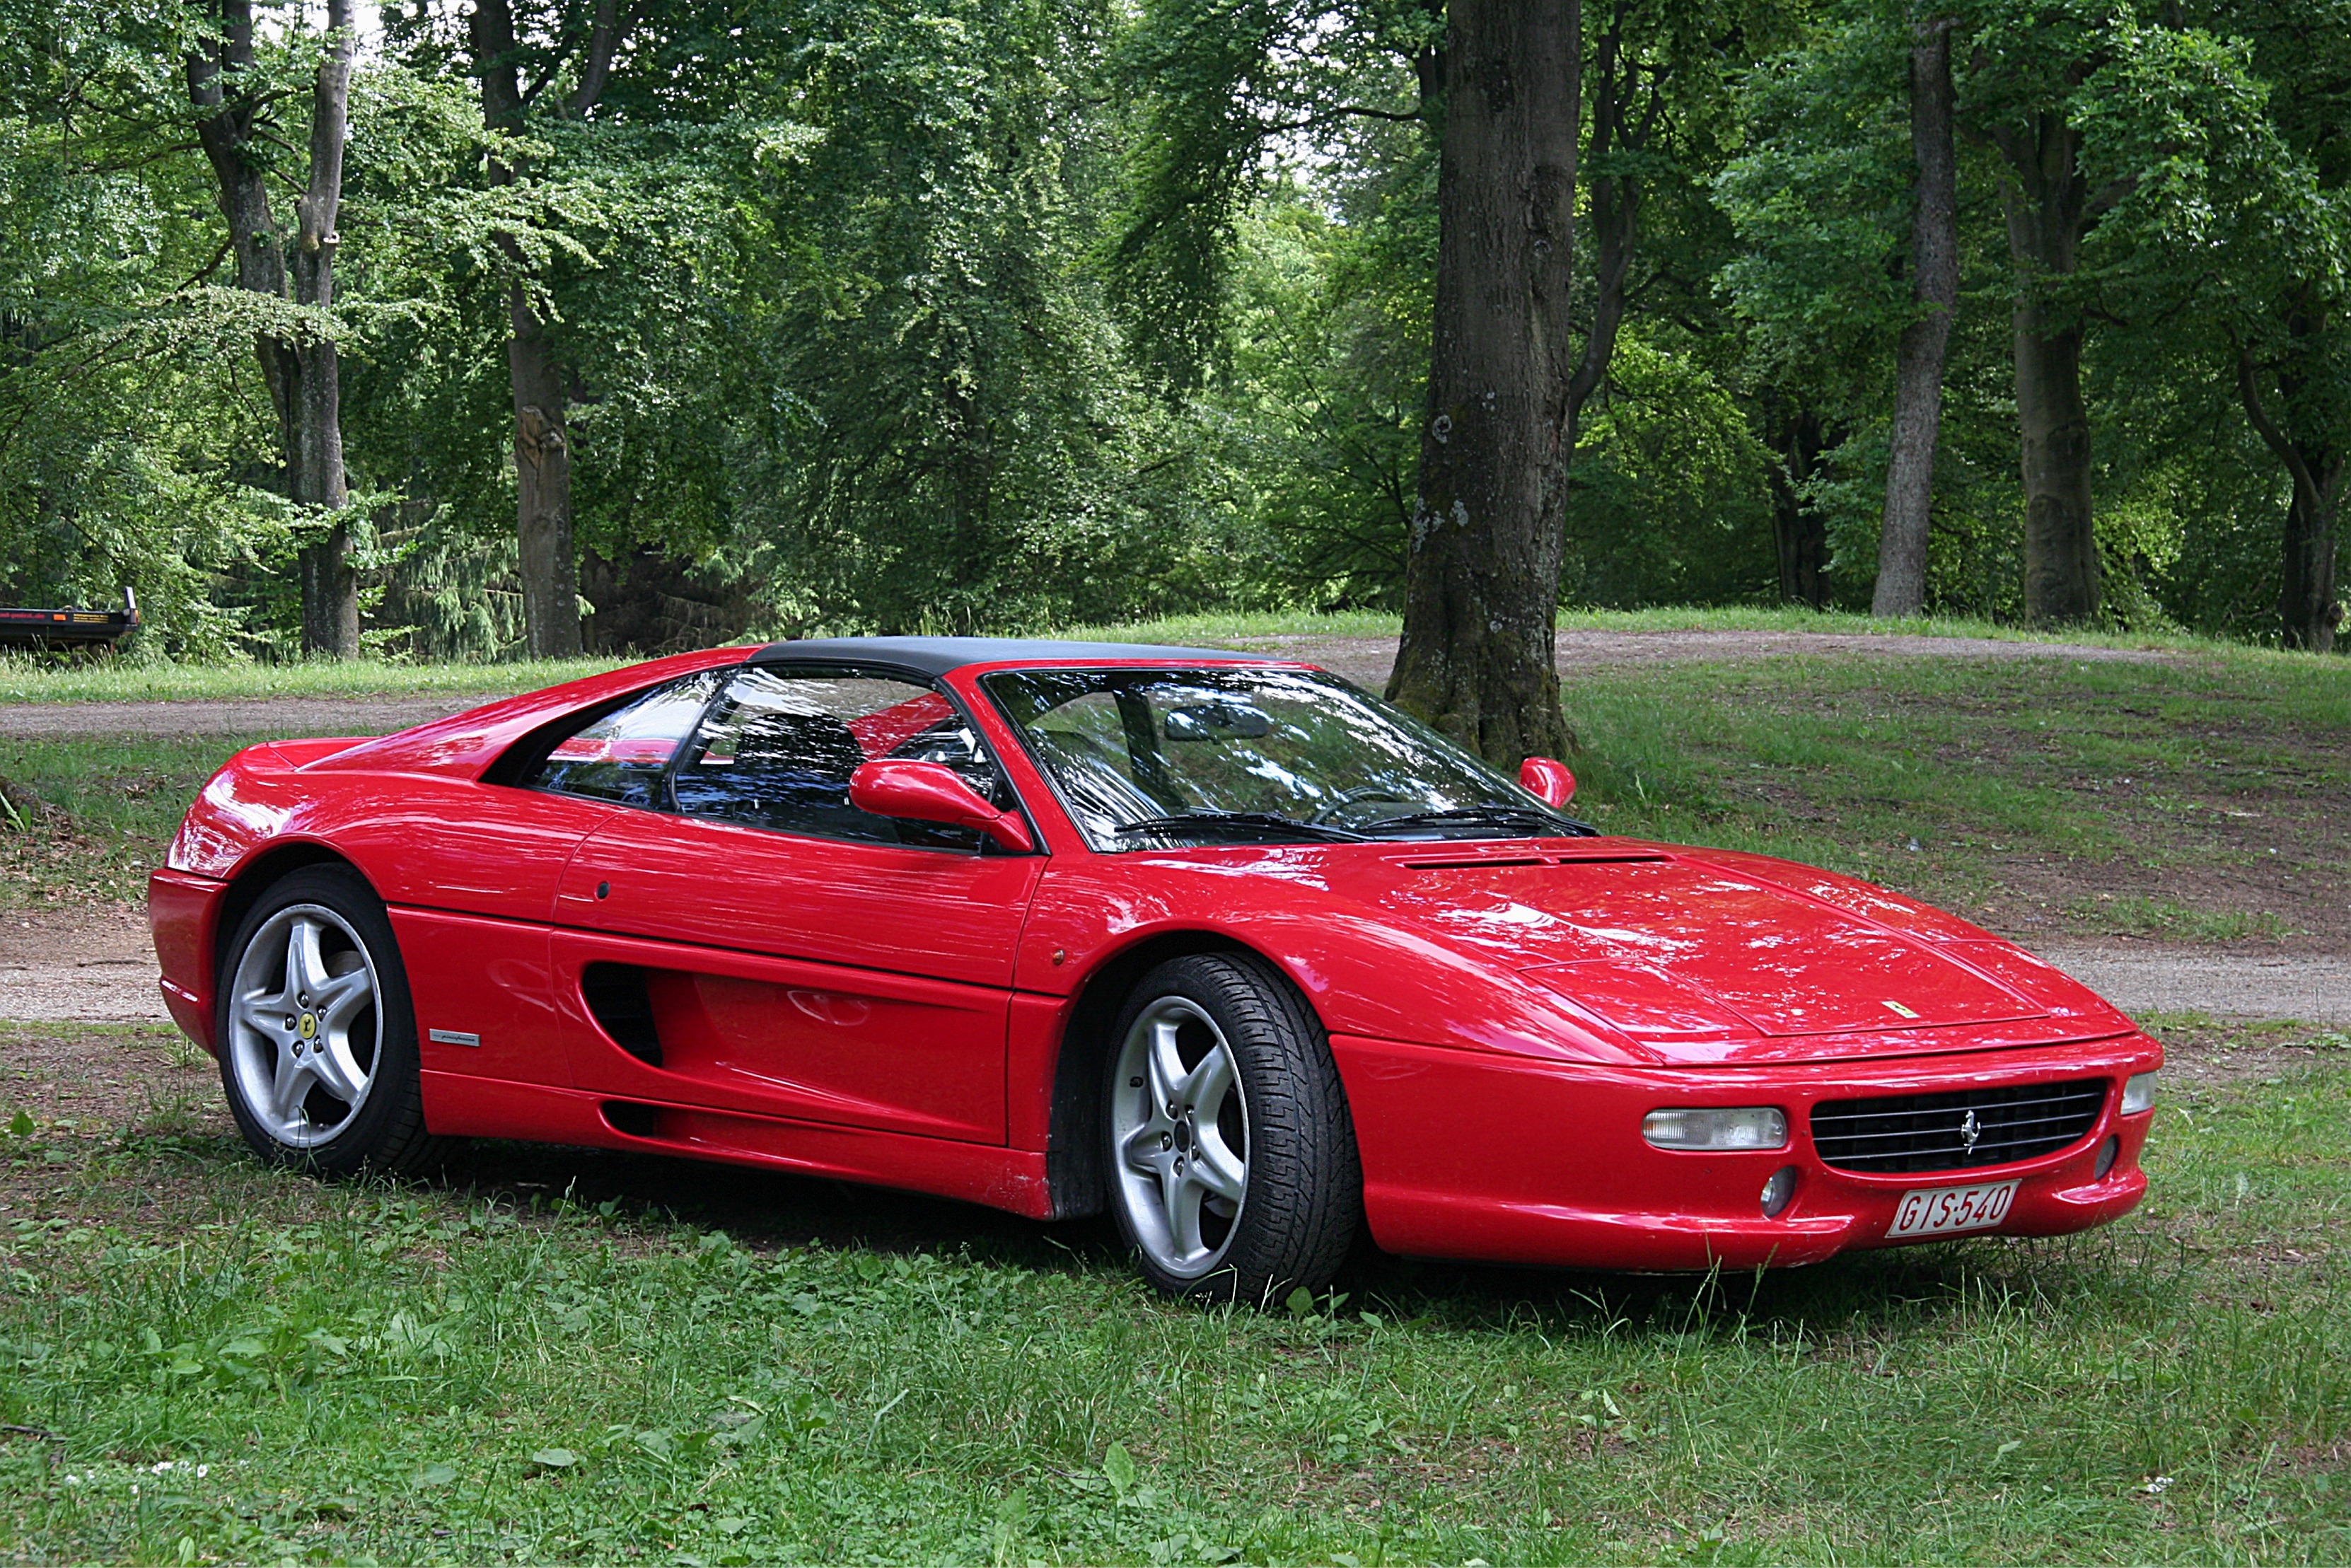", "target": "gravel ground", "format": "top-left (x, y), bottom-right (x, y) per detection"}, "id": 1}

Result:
top-left (0, 910), bottom-right (2335, 1026)
top-left (2031, 947), bottom-right (2350, 1026)
top-left (0, 633), bottom-right (2328, 1029)
top-left (0, 695), bottom-right (489, 739)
